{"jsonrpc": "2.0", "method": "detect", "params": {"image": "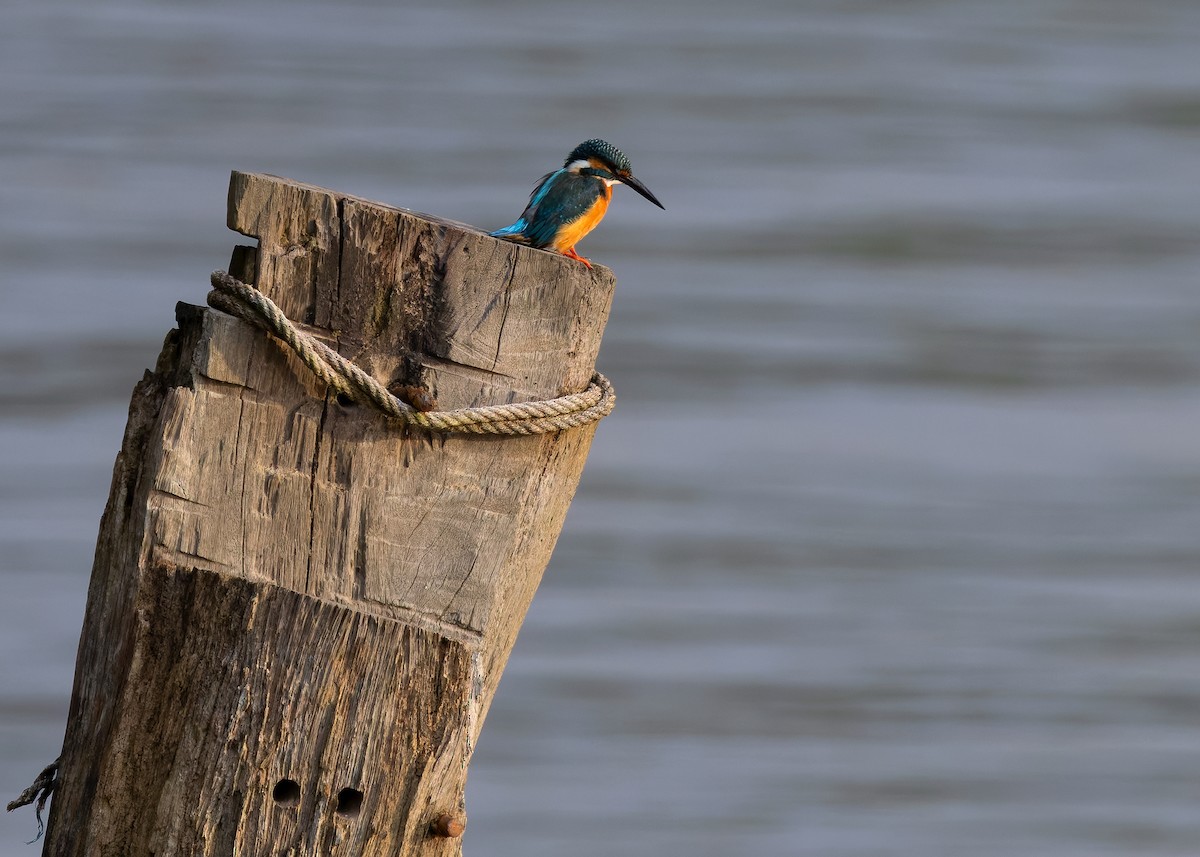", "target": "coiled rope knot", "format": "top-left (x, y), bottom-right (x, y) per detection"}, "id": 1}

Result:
top-left (206, 271), bottom-right (615, 435)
